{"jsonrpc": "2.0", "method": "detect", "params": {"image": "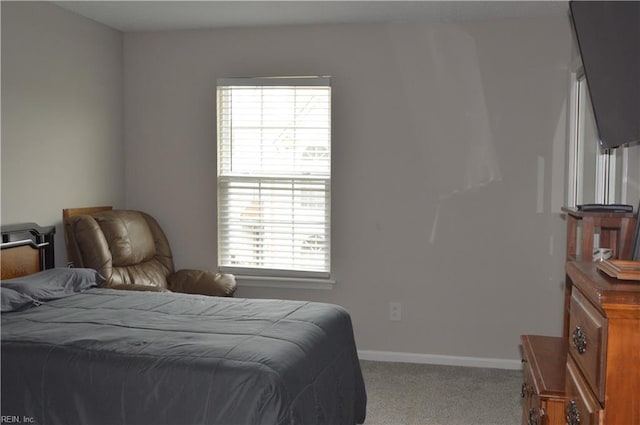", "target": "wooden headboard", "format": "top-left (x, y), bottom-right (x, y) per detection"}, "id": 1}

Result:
top-left (1, 223), bottom-right (56, 280)
top-left (62, 206), bottom-right (113, 222)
